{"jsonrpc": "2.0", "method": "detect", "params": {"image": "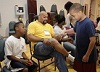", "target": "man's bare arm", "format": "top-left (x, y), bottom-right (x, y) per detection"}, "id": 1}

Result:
top-left (27, 34), bottom-right (43, 42)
